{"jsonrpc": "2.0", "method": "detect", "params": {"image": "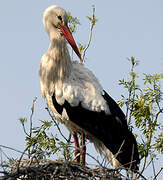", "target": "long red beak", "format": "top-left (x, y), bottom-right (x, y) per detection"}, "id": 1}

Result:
top-left (60, 25), bottom-right (82, 62)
